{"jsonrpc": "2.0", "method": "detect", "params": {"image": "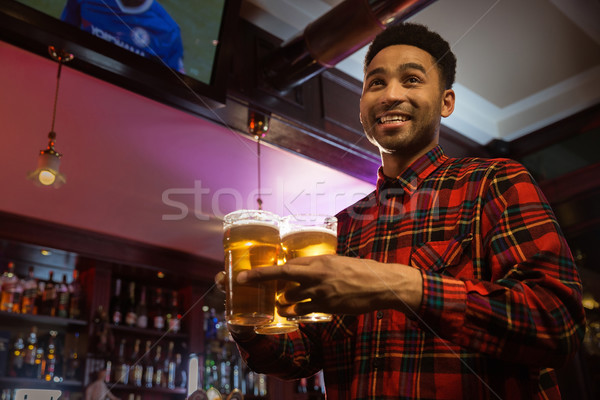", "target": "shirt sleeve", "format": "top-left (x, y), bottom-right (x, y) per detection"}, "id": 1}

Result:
top-left (232, 324), bottom-right (324, 380)
top-left (417, 159), bottom-right (586, 368)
